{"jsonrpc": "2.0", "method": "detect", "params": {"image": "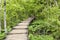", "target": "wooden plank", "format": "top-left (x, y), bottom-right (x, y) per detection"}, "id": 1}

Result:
top-left (5, 34), bottom-right (28, 40)
top-left (9, 29), bottom-right (28, 34)
top-left (13, 26), bottom-right (28, 29)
